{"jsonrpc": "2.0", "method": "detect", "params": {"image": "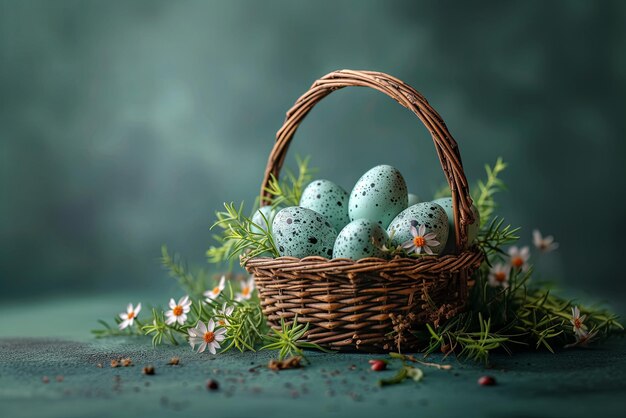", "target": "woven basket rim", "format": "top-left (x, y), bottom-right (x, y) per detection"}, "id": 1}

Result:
top-left (243, 246), bottom-right (483, 278)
